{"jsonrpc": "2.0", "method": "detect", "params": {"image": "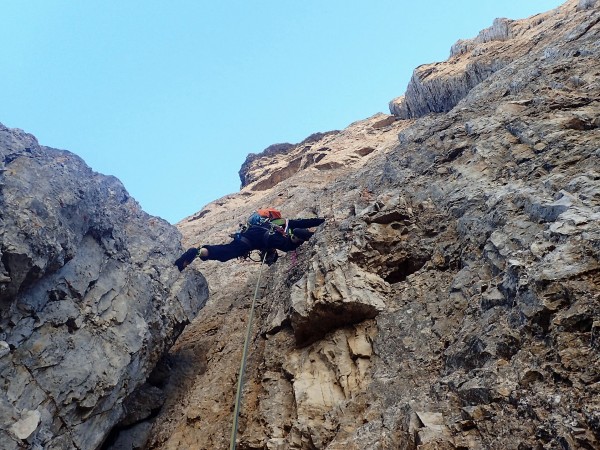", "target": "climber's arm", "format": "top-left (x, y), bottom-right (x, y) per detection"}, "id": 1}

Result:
top-left (286, 217), bottom-right (325, 229)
